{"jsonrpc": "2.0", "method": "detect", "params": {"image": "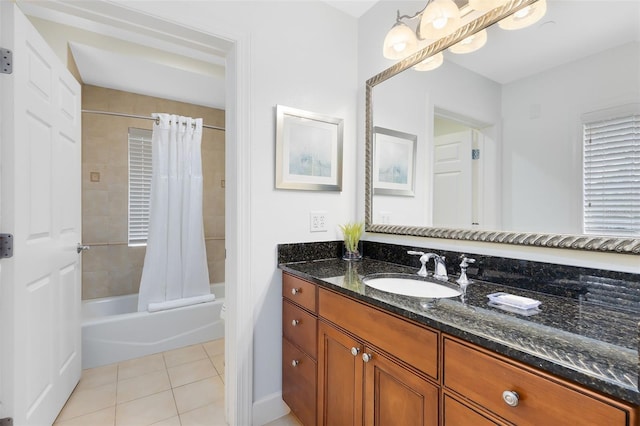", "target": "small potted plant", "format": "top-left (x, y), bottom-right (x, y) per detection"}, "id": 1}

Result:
top-left (339, 221), bottom-right (364, 261)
